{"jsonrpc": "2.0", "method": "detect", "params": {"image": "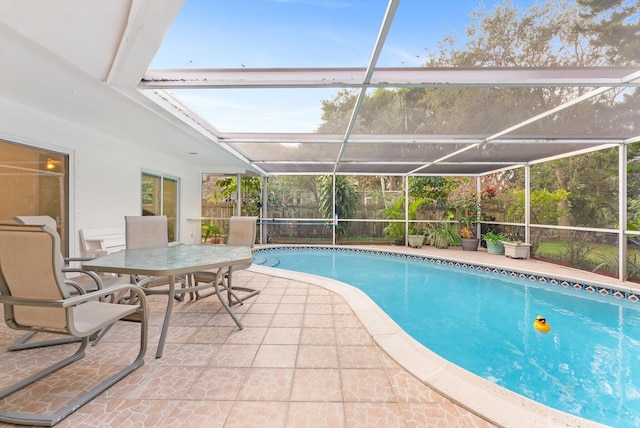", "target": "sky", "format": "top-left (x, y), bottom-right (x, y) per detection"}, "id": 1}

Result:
top-left (149, 0), bottom-right (540, 133)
